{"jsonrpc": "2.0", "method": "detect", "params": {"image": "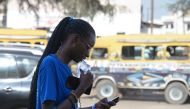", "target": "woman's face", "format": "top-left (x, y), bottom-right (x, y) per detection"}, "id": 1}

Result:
top-left (71, 33), bottom-right (96, 63)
